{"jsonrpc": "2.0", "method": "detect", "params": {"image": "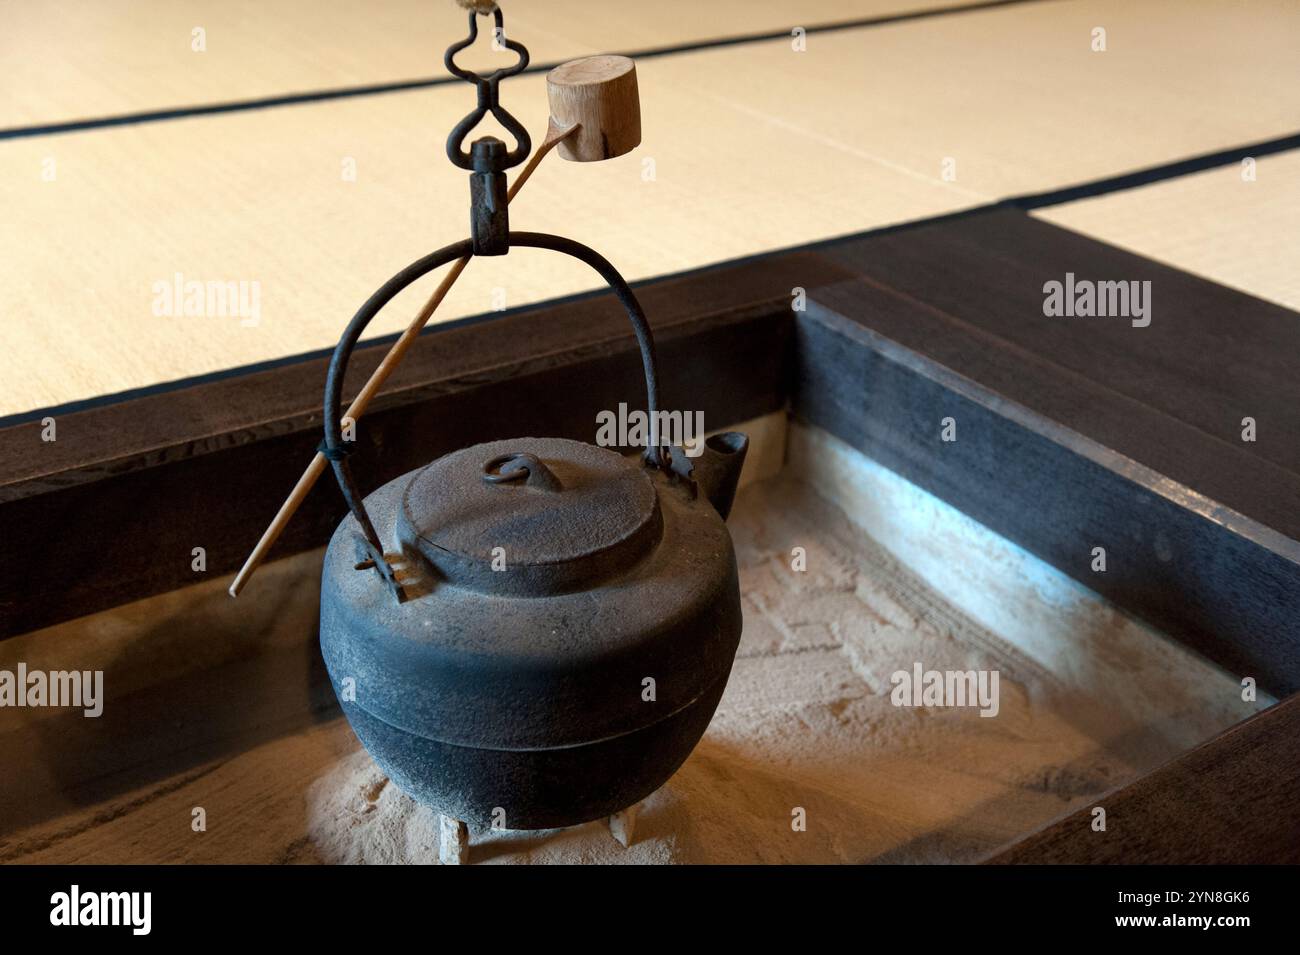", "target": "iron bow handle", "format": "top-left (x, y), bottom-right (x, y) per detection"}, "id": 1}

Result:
top-left (321, 233), bottom-right (668, 599)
